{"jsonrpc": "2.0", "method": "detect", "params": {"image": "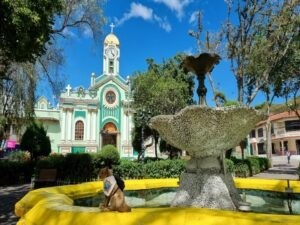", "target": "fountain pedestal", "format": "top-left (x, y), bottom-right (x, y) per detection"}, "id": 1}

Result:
top-left (172, 156), bottom-right (240, 210)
